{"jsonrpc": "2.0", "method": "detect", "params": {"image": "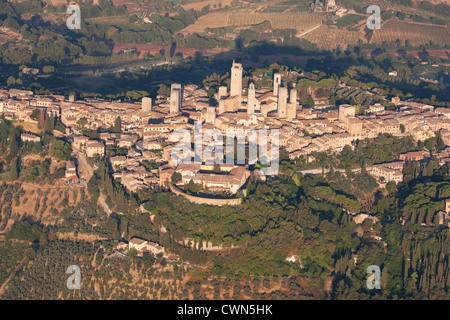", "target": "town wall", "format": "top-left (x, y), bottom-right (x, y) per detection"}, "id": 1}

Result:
top-left (170, 184), bottom-right (242, 206)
